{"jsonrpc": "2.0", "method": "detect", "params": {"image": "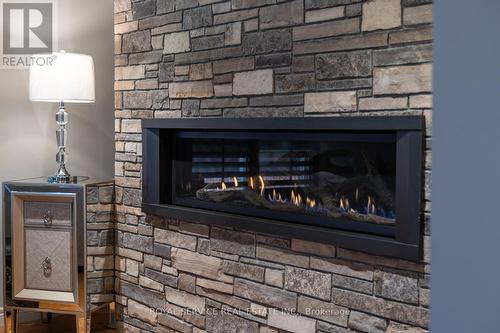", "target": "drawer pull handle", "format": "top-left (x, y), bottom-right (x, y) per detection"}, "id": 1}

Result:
top-left (42, 257), bottom-right (52, 276)
top-left (42, 211), bottom-right (53, 225)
